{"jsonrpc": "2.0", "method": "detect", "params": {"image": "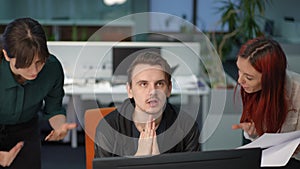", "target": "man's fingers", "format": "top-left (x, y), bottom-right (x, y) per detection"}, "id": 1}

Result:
top-left (136, 128), bottom-right (155, 156)
top-left (140, 130), bottom-right (146, 138)
top-left (151, 120), bottom-right (155, 130)
top-left (152, 132), bottom-right (160, 155)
